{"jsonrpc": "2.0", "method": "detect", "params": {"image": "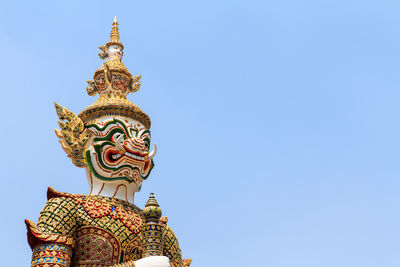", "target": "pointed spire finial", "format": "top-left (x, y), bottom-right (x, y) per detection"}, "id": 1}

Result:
top-left (110, 16), bottom-right (120, 42)
top-left (143, 193), bottom-right (162, 223)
